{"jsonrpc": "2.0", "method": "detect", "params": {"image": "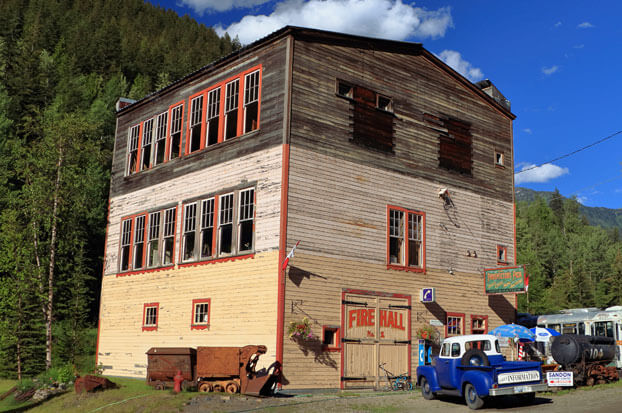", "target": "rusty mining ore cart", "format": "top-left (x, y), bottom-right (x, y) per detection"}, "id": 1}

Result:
top-left (146, 345), bottom-right (280, 396)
